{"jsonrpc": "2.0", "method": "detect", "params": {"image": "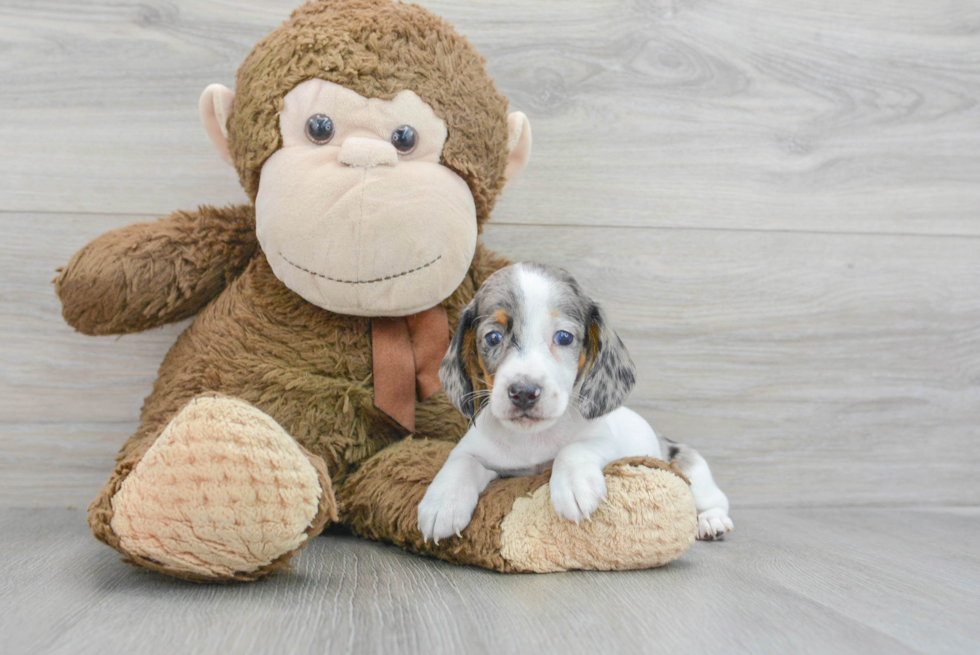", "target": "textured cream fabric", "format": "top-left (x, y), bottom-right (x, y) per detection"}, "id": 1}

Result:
top-left (110, 396), bottom-right (323, 578)
top-left (499, 464), bottom-right (697, 572)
